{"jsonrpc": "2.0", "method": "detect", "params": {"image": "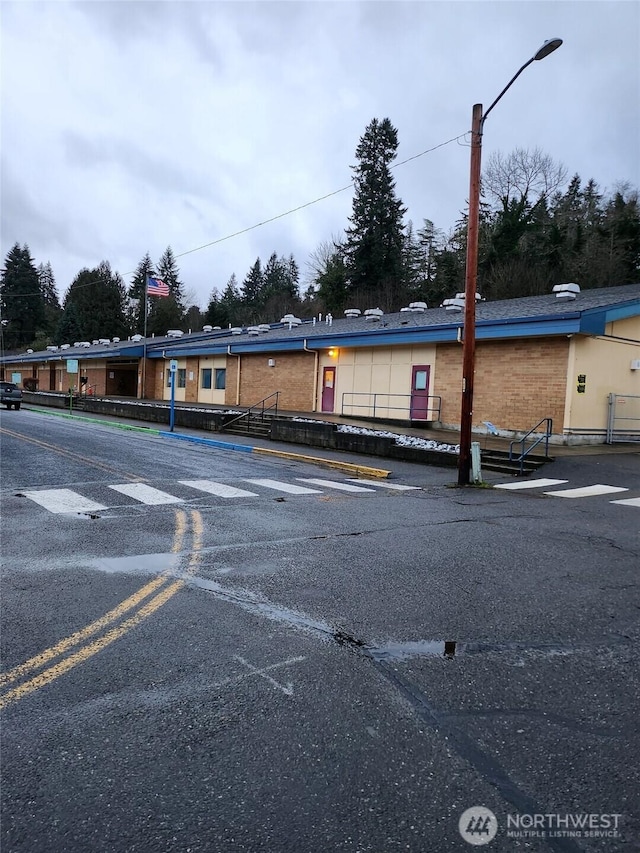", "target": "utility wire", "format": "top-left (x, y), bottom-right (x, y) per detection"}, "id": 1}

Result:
top-left (2, 131), bottom-right (468, 297)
